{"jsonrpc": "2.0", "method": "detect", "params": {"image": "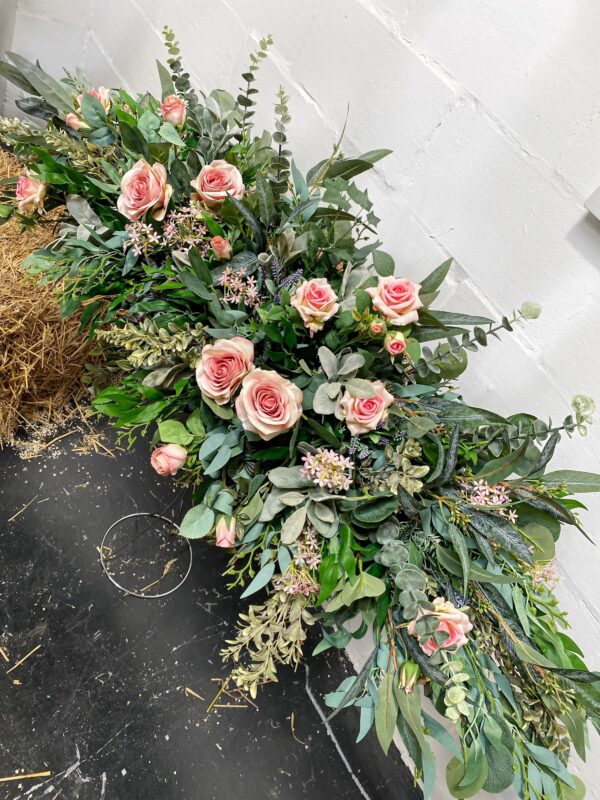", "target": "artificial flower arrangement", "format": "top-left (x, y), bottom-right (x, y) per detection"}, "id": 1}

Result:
top-left (1, 30), bottom-right (600, 800)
